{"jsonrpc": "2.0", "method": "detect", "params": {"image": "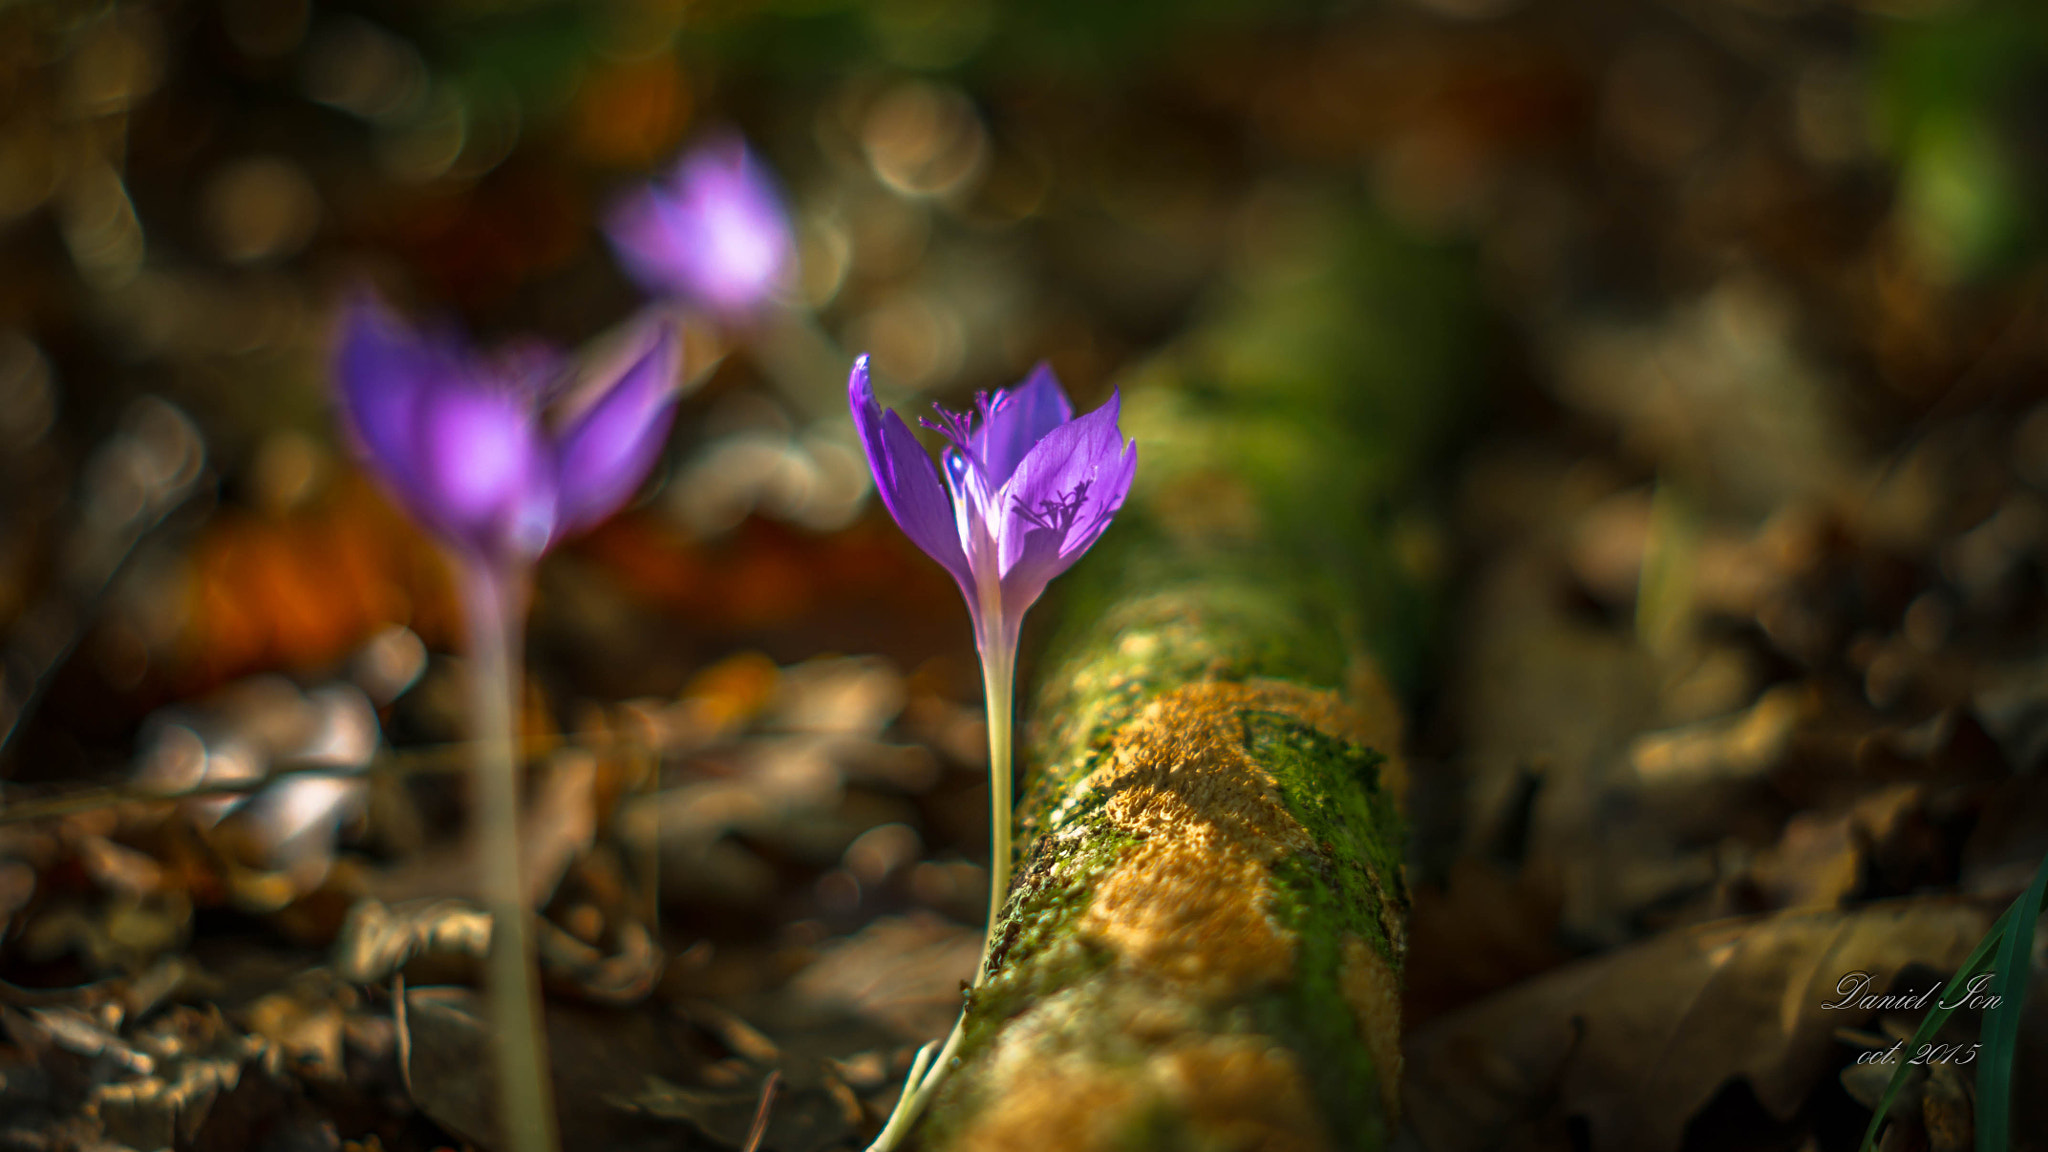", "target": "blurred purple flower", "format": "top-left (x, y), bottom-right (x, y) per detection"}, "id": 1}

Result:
top-left (606, 134), bottom-right (795, 317)
top-left (335, 290), bottom-right (682, 563)
top-left (848, 356), bottom-right (1136, 650)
